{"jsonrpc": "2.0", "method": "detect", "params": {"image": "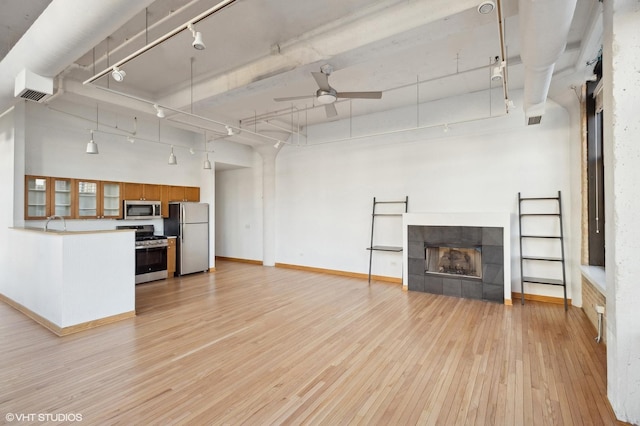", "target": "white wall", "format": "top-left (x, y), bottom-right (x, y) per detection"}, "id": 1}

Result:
top-left (215, 151), bottom-right (264, 261)
top-left (216, 88), bottom-right (579, 302)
